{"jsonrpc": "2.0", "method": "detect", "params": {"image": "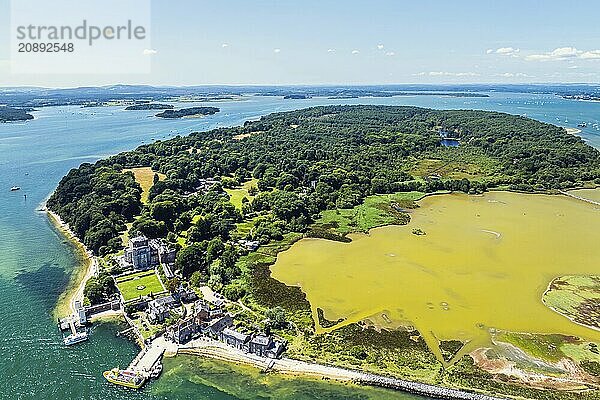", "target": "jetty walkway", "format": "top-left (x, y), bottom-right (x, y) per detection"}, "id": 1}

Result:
top-left (560, 190), bottom-right (600, 206)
